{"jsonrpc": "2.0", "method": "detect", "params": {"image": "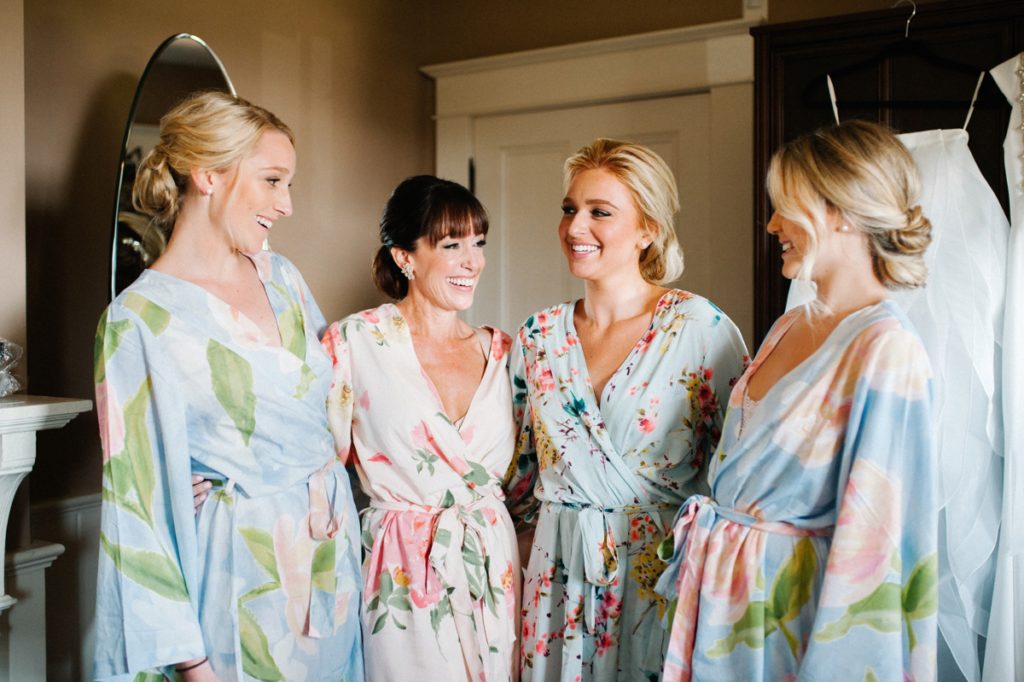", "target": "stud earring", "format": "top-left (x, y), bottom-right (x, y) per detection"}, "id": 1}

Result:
top-left (400, 263), bottom-right (415, 280)
top-left (840, 224), bottom-right (850, 232)
top-left (202, 189), bottom-right (213, 197)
